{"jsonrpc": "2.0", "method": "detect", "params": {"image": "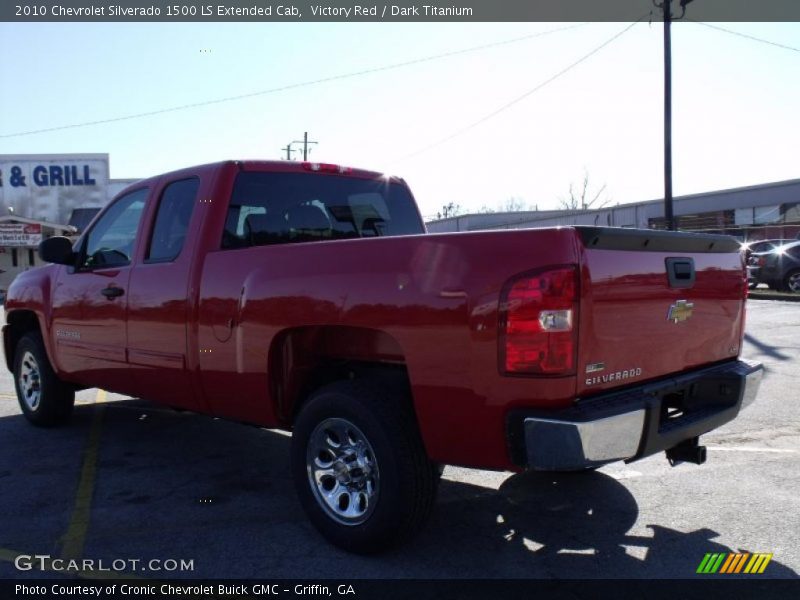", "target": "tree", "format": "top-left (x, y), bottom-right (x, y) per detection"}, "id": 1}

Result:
top-left (560, 170), bottom-right (611, 211)
top-left (477, 197), bottom-right (533, 214)
top-left (436, 202), bottom-right (462, 220)
top-left (502, 196), bottom-right (528, 212)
